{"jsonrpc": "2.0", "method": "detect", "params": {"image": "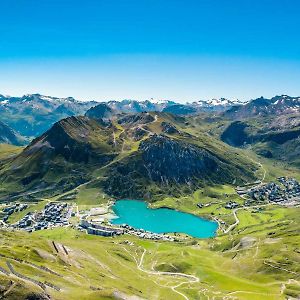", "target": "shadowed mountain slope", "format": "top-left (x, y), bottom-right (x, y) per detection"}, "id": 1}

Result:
top-left (0, 112), bottom-right (257, 200)
top-left (220, 113), bottom-right (300, 167)
top-left (0, 121), bottom-right (26, 146)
